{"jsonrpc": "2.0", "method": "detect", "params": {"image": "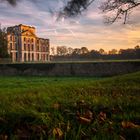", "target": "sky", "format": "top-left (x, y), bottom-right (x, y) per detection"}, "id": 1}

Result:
top-left (0, 0), bottom-right (140, 51)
